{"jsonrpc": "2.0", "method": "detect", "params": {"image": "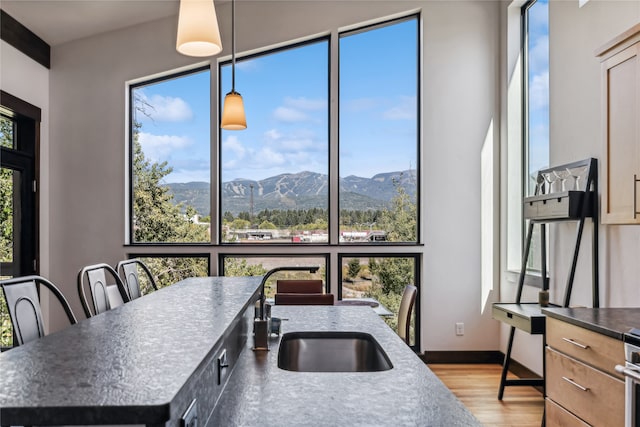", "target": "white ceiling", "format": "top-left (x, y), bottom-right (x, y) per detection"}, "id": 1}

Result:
top-left (1, 0), bottom-right (182, 46)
